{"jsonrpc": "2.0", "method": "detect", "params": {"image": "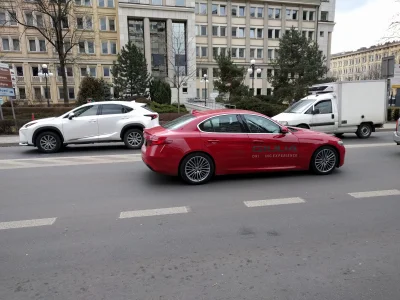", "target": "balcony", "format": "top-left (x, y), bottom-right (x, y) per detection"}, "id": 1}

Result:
top-left (57, 76), bottom-right (75, 83)
top-left (16, 76), bottom-right (25, 83)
